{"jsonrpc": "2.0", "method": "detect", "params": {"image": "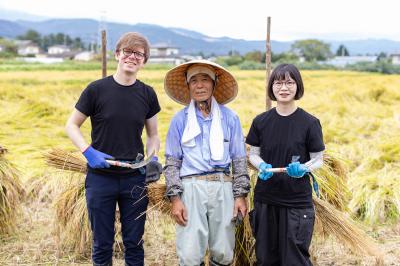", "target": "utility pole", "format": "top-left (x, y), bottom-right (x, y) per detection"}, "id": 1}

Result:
top-left (102, 30), bottom-right (107, 78)
top-left (265, 17), bottom-right (272, 110)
